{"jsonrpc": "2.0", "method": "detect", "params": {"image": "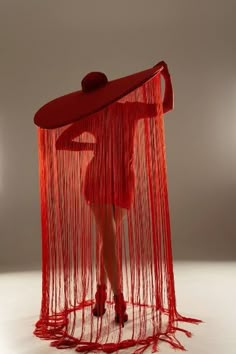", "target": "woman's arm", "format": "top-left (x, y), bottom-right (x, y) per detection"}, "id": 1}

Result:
top-left (56, 121), bottom-right (95, 152)
top-left (122, 102), bottom-right (157, 120)
top-left (122, 61), bottom-right (173, 118)
top-left (158, 61), bottom-right (174, 114)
